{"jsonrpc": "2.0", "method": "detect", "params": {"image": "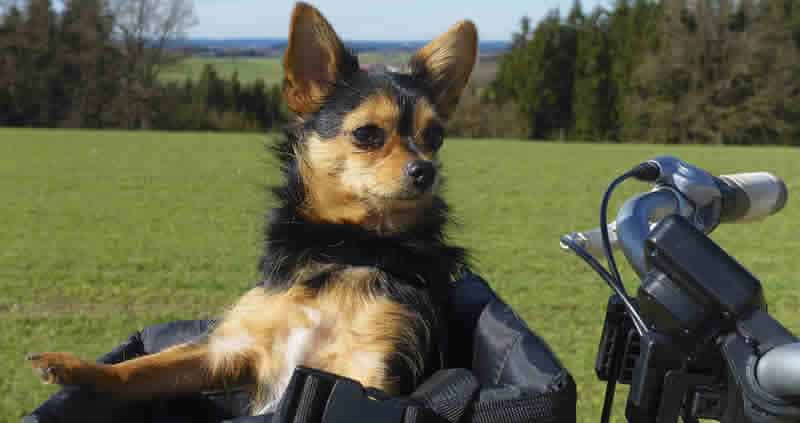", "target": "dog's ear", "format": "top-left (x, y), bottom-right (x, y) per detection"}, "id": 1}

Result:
top-left (410, 21), bottom-right (478, 119)
top-left (283, 2), bottom-right (359, 114)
